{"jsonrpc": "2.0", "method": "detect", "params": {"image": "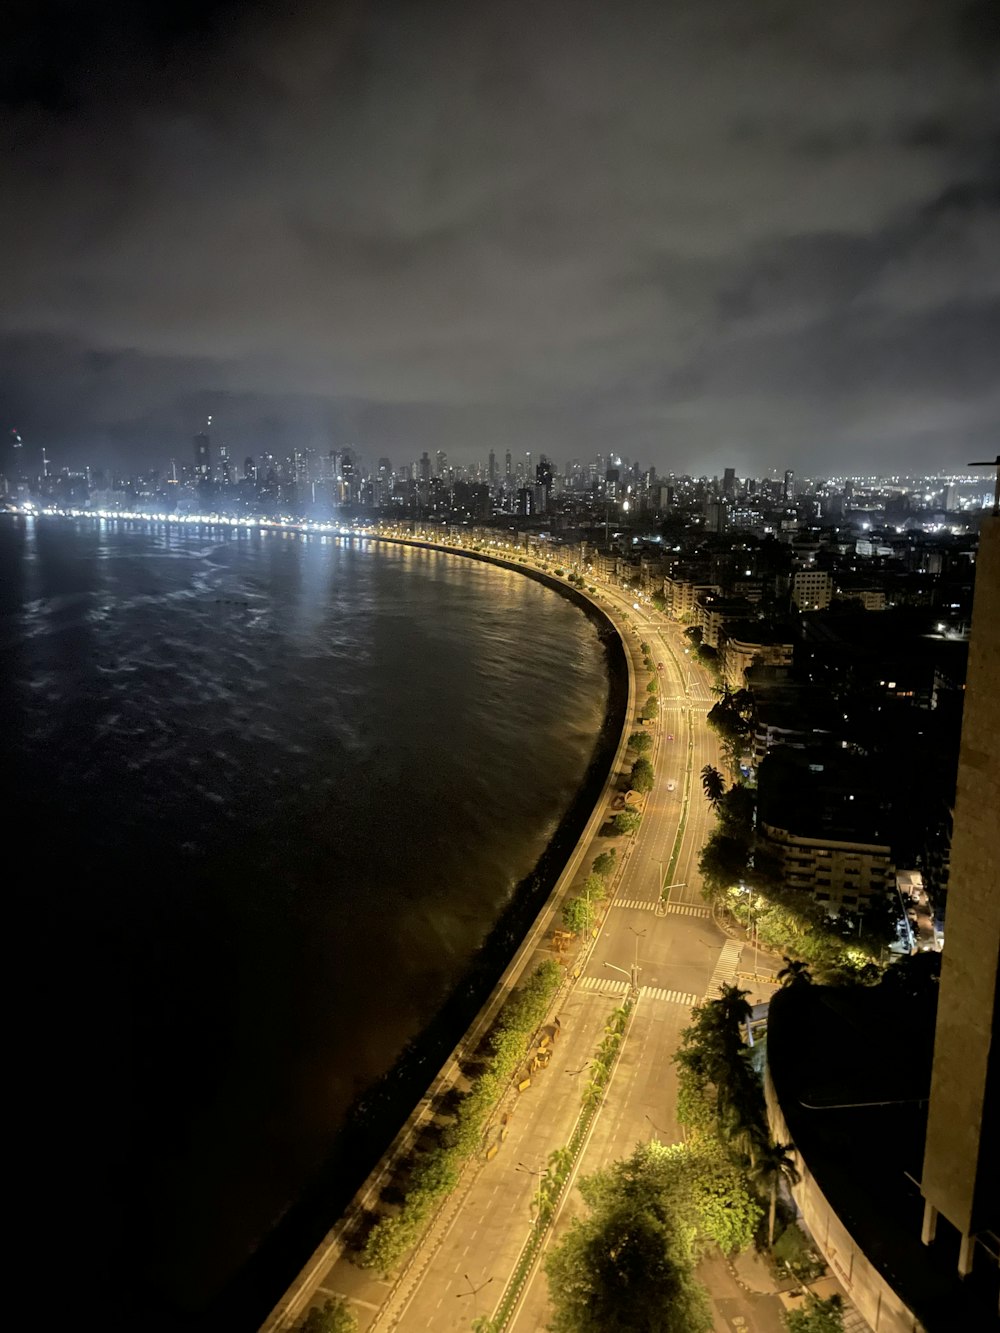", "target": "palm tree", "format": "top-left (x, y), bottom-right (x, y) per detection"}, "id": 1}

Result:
top-left (777, 957), bottom-right (813, 988)
top-left (701, 764), bottom-right (726, 808)
top-left (714, 981), bottom-right (753, 1030)
top-left (749, 1140), bottom-right (801, 1246)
